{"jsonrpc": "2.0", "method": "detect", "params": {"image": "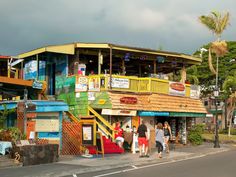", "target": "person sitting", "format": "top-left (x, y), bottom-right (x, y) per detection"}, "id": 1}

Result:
top-left (114, 122), bottom-right (124, 148)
